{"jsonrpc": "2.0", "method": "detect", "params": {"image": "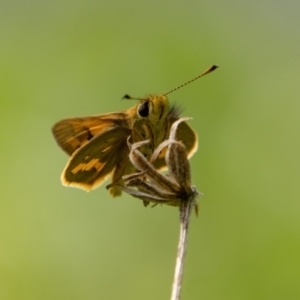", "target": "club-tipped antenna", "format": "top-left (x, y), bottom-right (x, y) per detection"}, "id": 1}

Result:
top-left (122, 94), bottom-right (146, 101)
top-left (164, 64), bottom-right (219, 96)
